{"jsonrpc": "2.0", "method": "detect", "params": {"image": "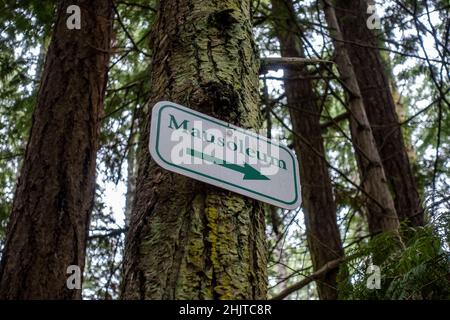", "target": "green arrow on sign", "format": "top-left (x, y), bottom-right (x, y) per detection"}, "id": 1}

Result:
top-left (187, 148), bottom-right (270, 181)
